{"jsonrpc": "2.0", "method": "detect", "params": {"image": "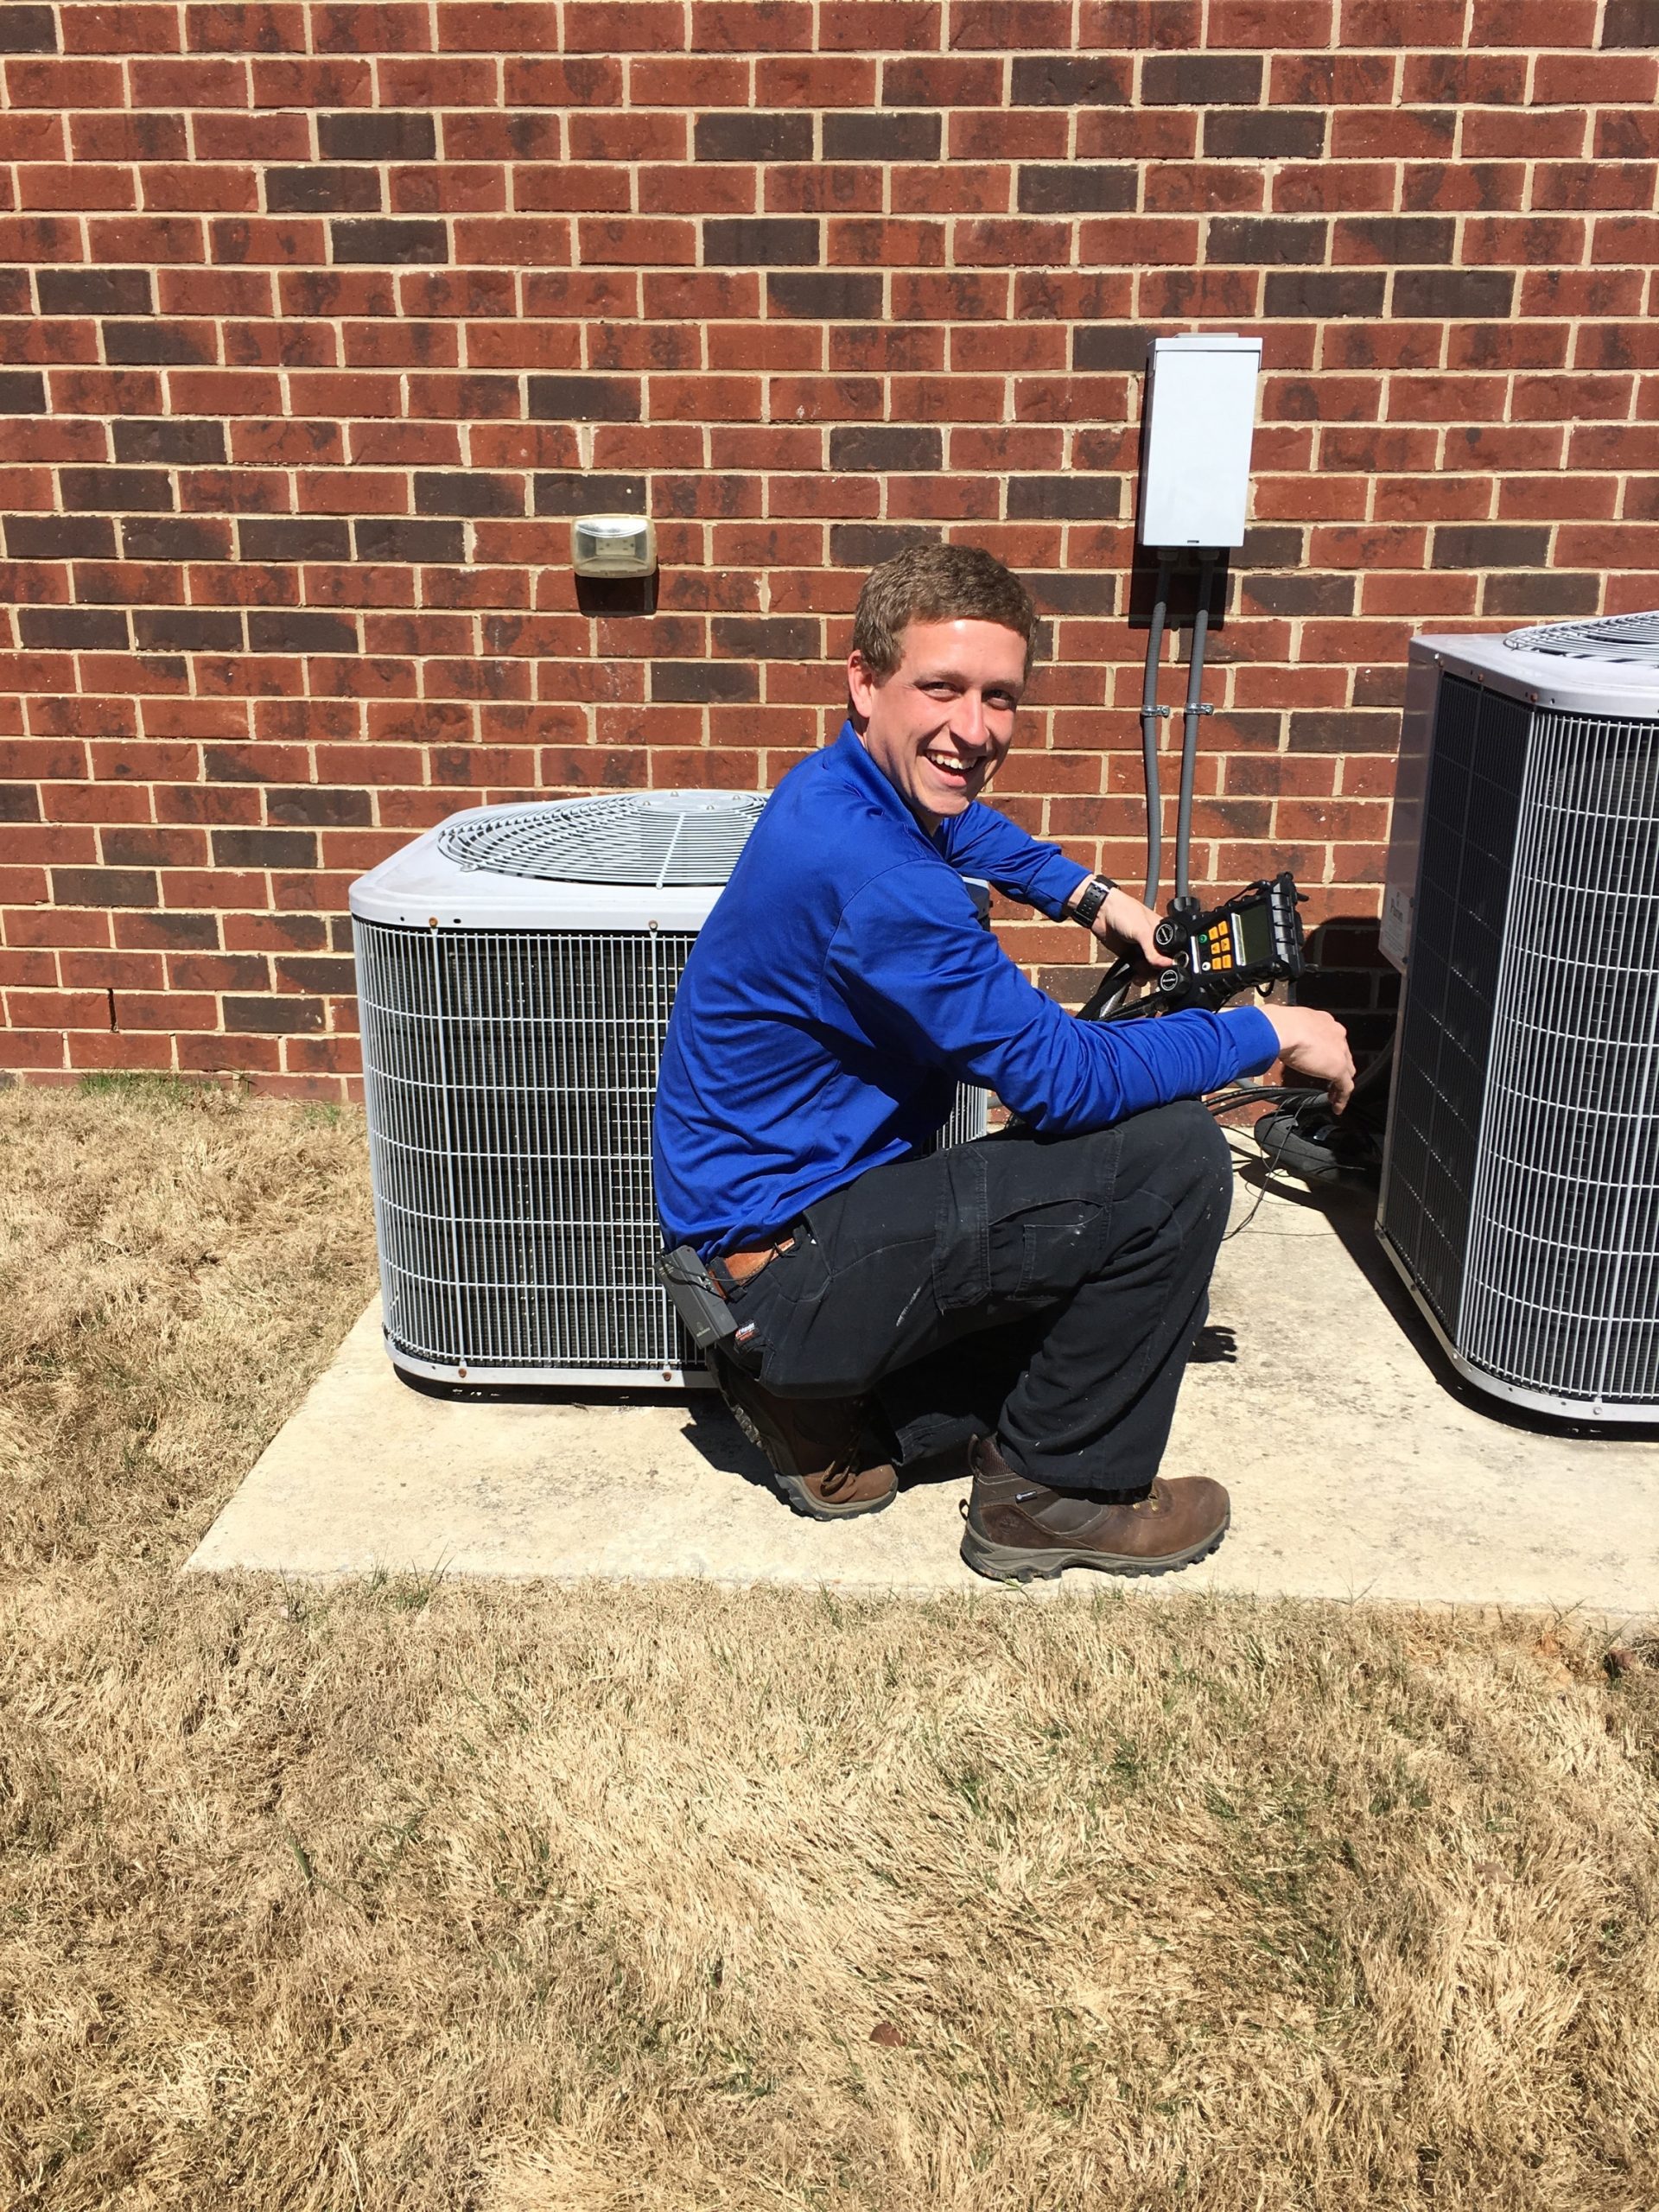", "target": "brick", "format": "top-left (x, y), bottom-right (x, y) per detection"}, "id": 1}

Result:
top-left (245, 611), bottom-right (359, 652)
top-left (695, 112), bottom-right (815, 162)
top-left (1335, 216), bottom-right (1457, 264)
top-left (829, 425), bottom-right (943, 472)
top-left (7, 515), bottom-right (118, 562)
top-left (1392, 268), bottom-right (1516, 318)
top-left (100, 322), bottom-right (217, 367)
top-left (19, 608), bottom-right (131, 651)
top-left (408, 471), bottom-right (519, 517)
top-left (1009, 55), bottom-right (1131, 105)
top-left (328, 217), bottom-right (448, 264)
top-left (213, 827), bottom-right (320, 867)
top-left (36, 266), bottom-right (153, 314)
top-left (0, 8), bottom-right (57, 52)
top-left (268, 167), bottom-right (384, 214)
top-left (0, 372), bottom-right (48, 414)
top-left (318, 110), bottom-right (437, 160)
top-left (1205, 110), bottom-right (1325, 161)
top-left (1017, 168), bottom-right (1138, 215)
top-left (354, 516), bottom-right (467, 559)
top-left (1264, 270), bottom-right (1387, 318)
top-left (124, 516), bottom-right (234, 560)
top-left (1007, 477), bottom-right (1122, 520)
top-left (1211, 219), bottom-right (1327, 266)
top-left (238, 517), bottom-right (352, 561)
top-left (822, 112), bottom-right (941, 162)
top-left (1431, 524), bottom-right (1552, 569)
top-left (650, 659), bottom-right (759, 702)
top-left (532, 473), bottom-right (647, 514)
top-left (704, 219), bottom-right (821, 267)
top-left (1604, 0), bottom-right (1657, 36)
top-left (225, 993), bottom-right (324, 1032)
top-left (267, 788), bottom-right (373, 828)
top-left (1142, 53), bottom-right (1264, 105)
top-left (112, 419), bottom-right (229, 465)
top-left (60, 470), bottom-right (176, 513)
top-left (767, 270), bottom-right (884, 319)
top-left (52, 867), bottom-right (158, 907)
top-left (527, 376), bottom-right (642, 421)
top-left (710, 616), bottom-right (820, 658)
